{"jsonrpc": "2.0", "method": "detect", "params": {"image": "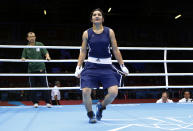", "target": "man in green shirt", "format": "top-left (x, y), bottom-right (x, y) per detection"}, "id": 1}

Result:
top-left (21, 32), bottom-right (51, 108)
